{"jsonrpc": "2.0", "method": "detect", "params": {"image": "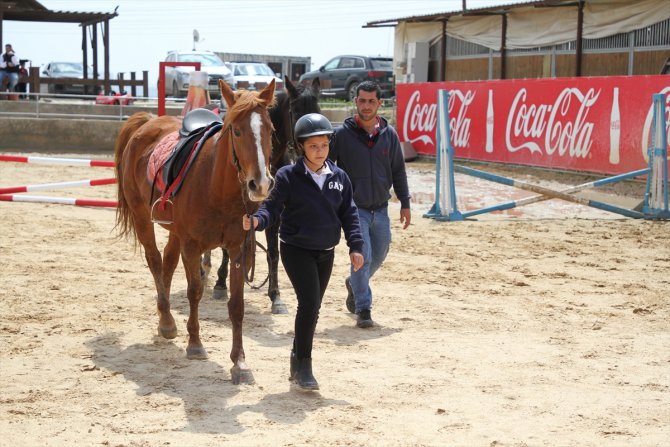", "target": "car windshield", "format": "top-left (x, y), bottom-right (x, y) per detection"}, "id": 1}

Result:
top-left (233, 64), bottom-right (274, 77)
top-left (370, 59), bottom-right (393, 70)
top-left (177, 53), bottom-right (225, 67)
top-left (53, 63), bottom-right (83, 74)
